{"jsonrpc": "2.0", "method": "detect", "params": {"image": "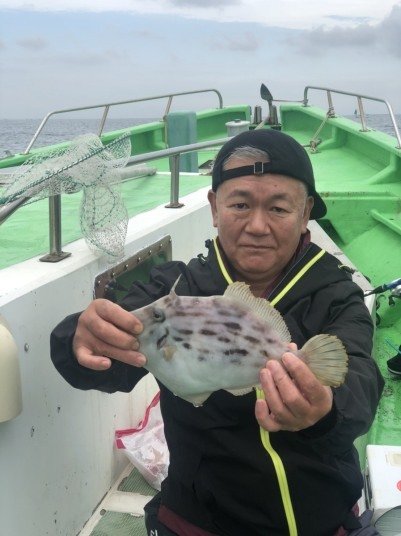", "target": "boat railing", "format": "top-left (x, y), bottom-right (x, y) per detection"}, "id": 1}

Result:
top-left (303, 85), bottom-right (401, 149)
top-left (0, 137), bottom-right (229, 262)
top-left (22, 89), bottom-right (224, 155)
